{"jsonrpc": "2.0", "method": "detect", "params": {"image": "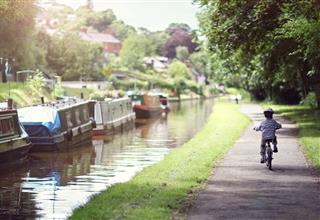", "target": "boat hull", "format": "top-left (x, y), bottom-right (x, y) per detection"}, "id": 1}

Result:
top-left (29, 124), bottom-right (93, 152)
top-left (0, 142), bottom-right (31, 165)
top-left (133, 105), bottom-right (162, 119)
